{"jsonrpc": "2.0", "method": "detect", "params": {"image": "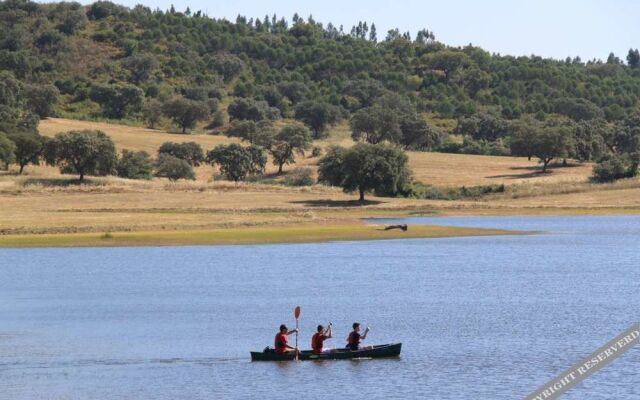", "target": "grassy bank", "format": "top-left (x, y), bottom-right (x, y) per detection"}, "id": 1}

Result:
top-left (2, 167), bottom-right (640, 242)
top-left (1, 118), bottom-right (638, 248)
top-left (0, 222), bottom-right (523, 248)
